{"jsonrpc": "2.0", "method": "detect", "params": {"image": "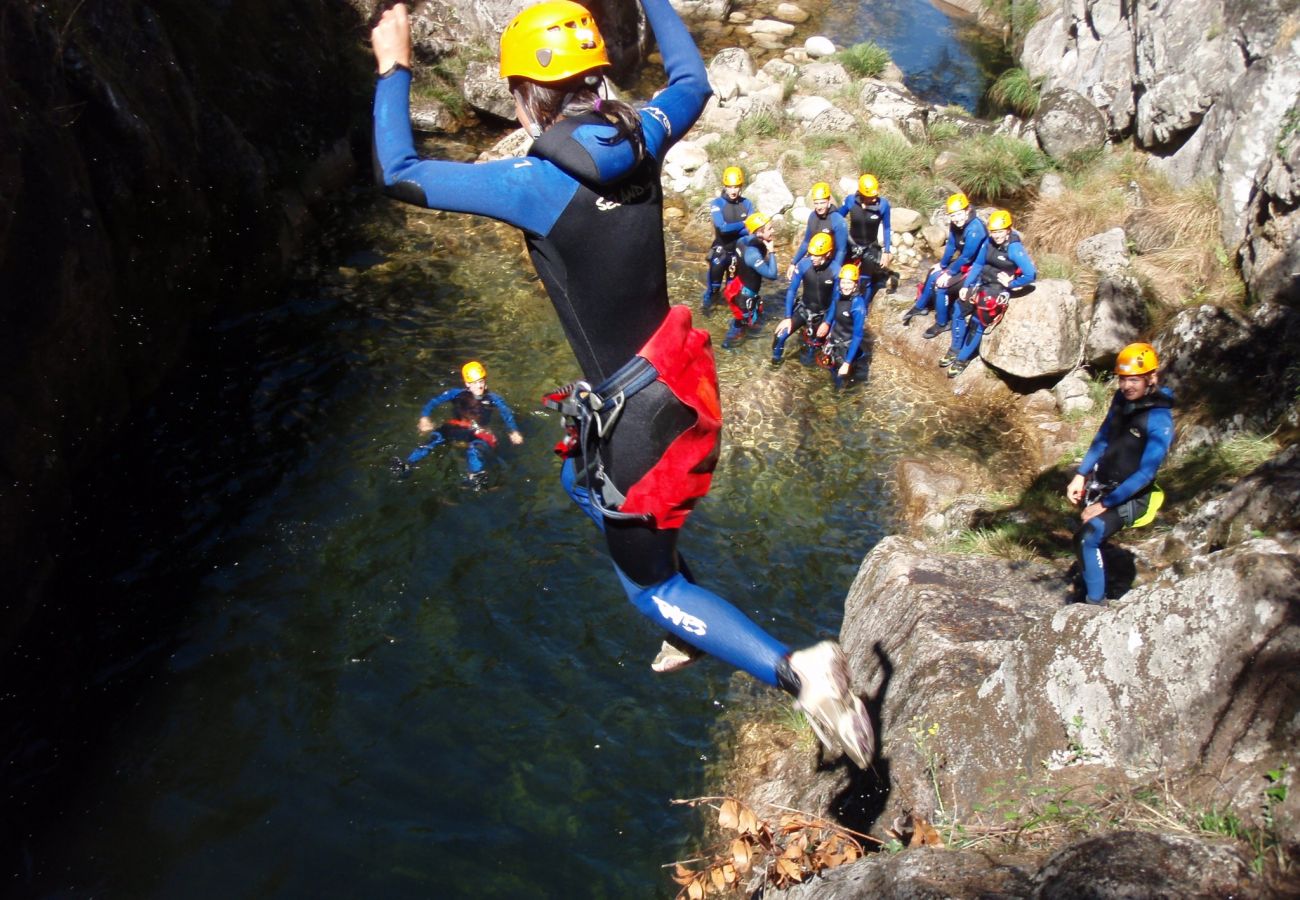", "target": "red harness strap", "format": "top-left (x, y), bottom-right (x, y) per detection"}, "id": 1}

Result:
top-left (618, 305), bottom-right (722, 529)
